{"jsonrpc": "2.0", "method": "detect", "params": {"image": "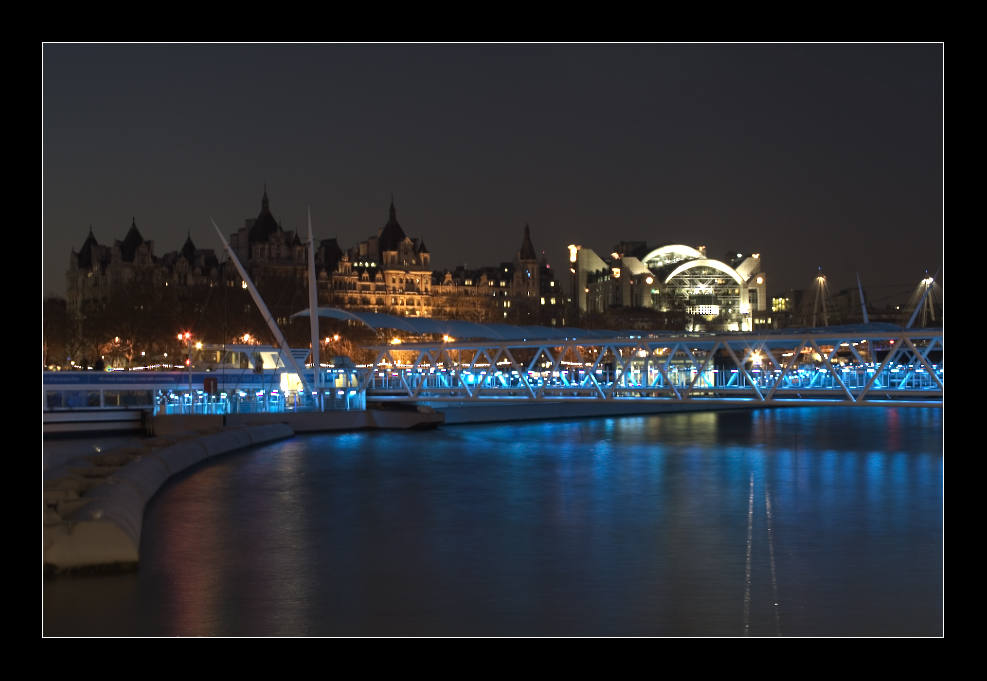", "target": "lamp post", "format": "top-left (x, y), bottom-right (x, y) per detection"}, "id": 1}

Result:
top-left (568, 245), bottom-right (580, 326)
top-left (179, 332), bottom-right (192, 412)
